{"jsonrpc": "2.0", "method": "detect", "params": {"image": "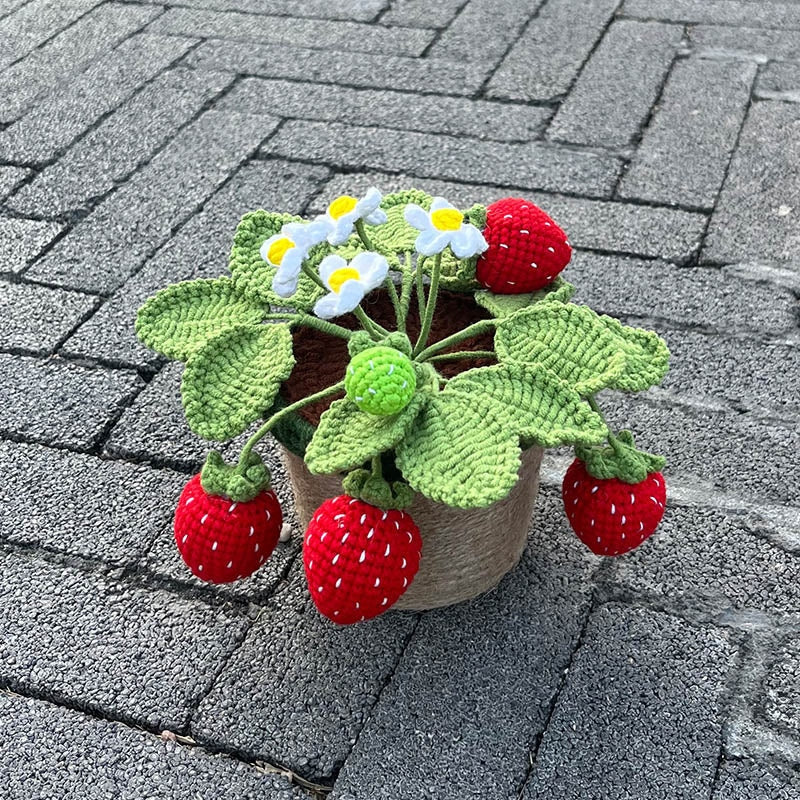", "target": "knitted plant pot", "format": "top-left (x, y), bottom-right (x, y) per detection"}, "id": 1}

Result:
top-left (135, 188), bottom-right (671, 625)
